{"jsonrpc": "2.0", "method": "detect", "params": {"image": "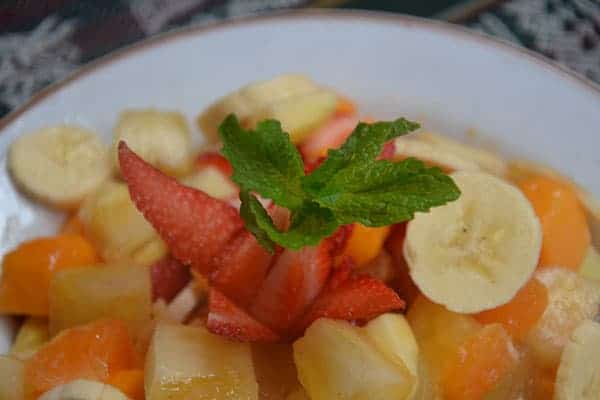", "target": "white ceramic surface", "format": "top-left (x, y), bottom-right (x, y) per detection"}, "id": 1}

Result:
top-left (0, 10), bottom-right (599, 352)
